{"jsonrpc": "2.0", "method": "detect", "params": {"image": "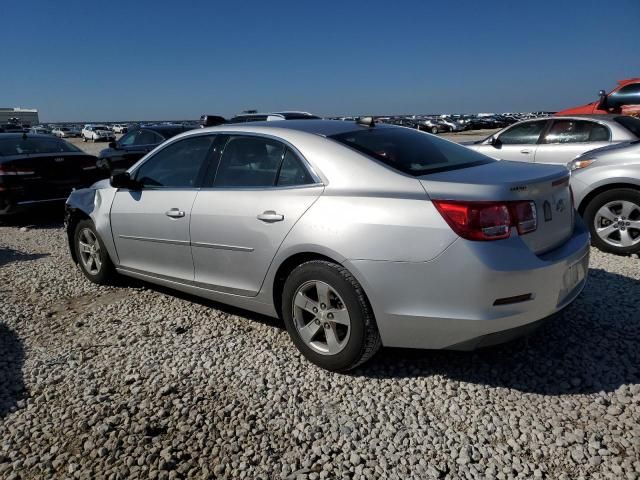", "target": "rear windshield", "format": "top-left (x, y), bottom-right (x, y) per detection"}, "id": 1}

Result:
top-left (615, 116), bottom-right (640, 138)
top-left (0, 137), bottom-right (82, 155)
top-left (329, 126), bottom-right (493, 176)
top-left (155, 127), bottom-right (186, 139)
